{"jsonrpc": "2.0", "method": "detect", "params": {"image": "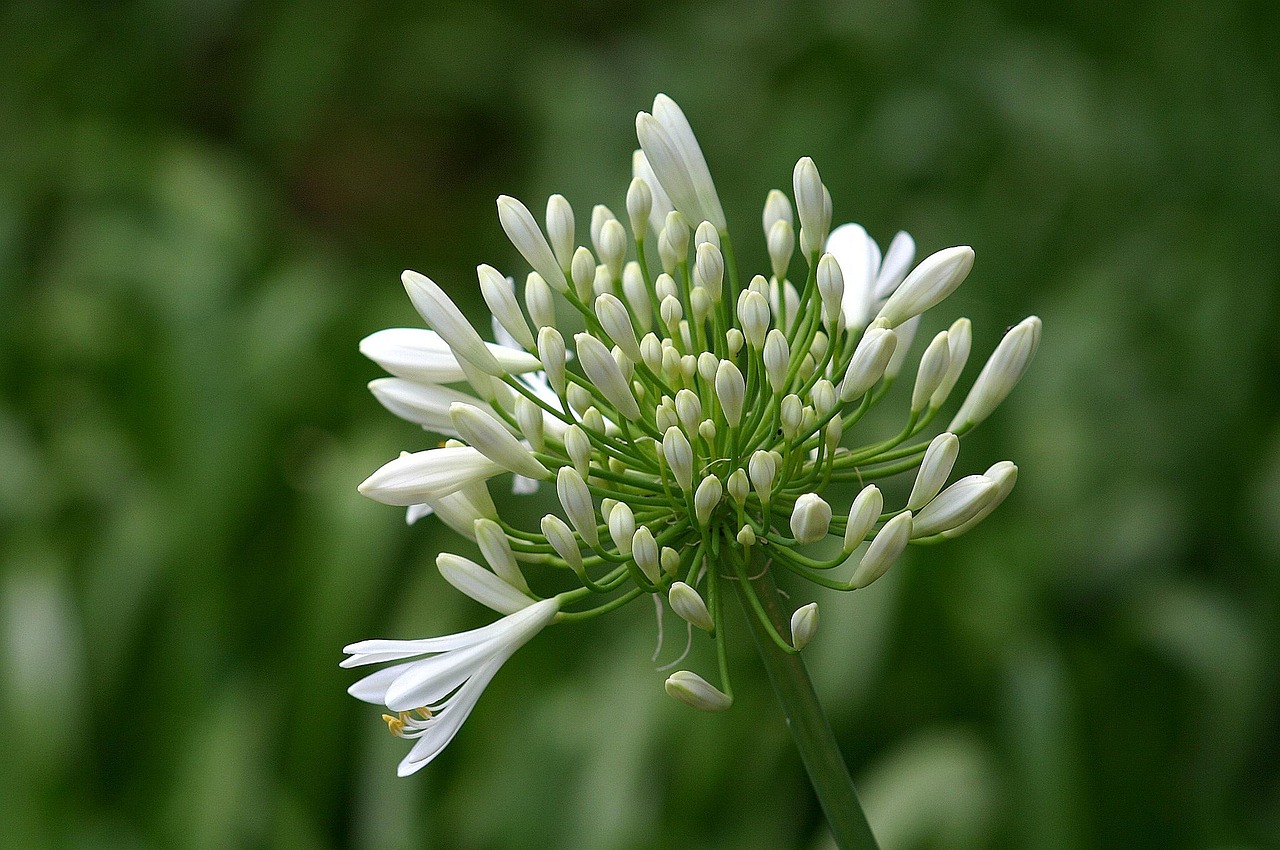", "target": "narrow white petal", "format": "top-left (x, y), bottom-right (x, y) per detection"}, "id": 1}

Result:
top-left (361, 328), bottom-right (540, 384)
top-left (358, 446), bottom-right (503, 506)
